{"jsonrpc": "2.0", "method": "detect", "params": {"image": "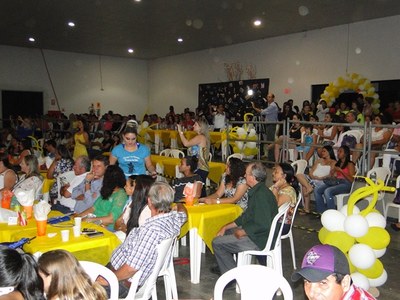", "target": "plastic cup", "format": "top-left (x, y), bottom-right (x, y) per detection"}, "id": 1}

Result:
top-left (1, 197), bottom-right (11, 209)
top-left (73, 225), bottom-right (80, 238)
top-left (185, 196), bottom-right (194, 206)
top-left (23, 206), bottom-right (33, 219)
top-left (36, 219), bottom-right (47, 236)
top-left (74, 217), bottom-right (82, 231)
top-left (61, 229), bottom-right (70, 242)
